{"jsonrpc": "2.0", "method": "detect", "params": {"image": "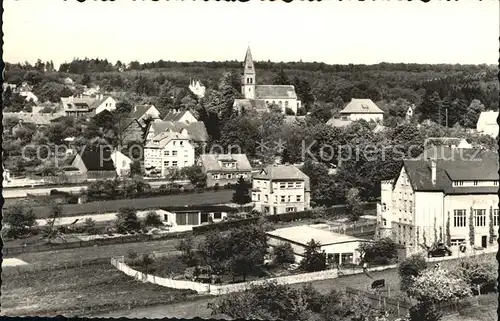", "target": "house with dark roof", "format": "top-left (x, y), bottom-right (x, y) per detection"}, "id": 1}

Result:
top-left (198, 154), bottom-right (252, 187)
top-left (70, 148), bottom-right (117, 180)
top-left (327, 99), bottom-right (384, 127)
top-left (61, 94), bottom-right (116, 117)
top-left (163, 109), bottom-right (198, 123)
top-left (376, 148), bottom-right (499, 252)
top-left (252, 164), bottom-right (311, 215)
top-left (129, 105), bottom-right (161, 125)
top-left (145, 119), bottom-right (209, 143)
top-left (233, 47), bottom-right (302, 115)
top-left (119, 105), bottom-right (161, 144)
